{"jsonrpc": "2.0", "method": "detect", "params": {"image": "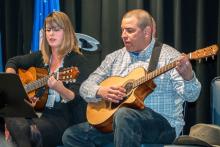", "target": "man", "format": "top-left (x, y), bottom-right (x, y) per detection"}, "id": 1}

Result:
top-left (62, 9), bottom-right (201, 147)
